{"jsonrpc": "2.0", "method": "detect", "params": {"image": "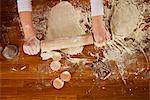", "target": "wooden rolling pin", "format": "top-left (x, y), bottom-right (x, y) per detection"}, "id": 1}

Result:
top-left (41, 34), bottom-right (93, 52)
